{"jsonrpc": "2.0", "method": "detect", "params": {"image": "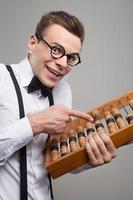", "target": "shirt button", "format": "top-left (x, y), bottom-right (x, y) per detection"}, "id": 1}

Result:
top-left (0, 159), bottom-right (7, 166)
